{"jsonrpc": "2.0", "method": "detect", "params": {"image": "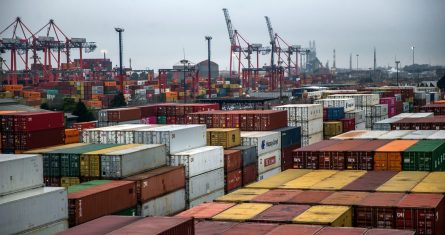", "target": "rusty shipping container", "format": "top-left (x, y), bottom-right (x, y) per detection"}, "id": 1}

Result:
top-left (125, 166), bottom-right (185, 202)
top-left (106, 216), bottom-right (194, 235)
top-left (242, 163), bottom-right (258, 186)
top-left (68, 181), bottom-right (137, 226)
top-left (222, 223), bottom-right (279, 235)
top-left (284, 190), bottom-right (334, 205)
top-left (226, 169), bottom-right (243, 192)
top-left (195, 221), bottom-right (238, 235)
top-left (224, 150), bottom-right (243, 172)
top-left (355, 192), bottom-right (405, 228)
top-left (57, 216), bottom-right (142, 235)
top-left (396, 193), bottom-right (445, 235)
top-left (292, 140), bottom-right (340, 169)
top-left (265, 224), bottom-right (323, 235)
top-left (342, 171), bottom-right (398, 192)
top-left (230, 145), bottom-right (257, 167)
top-left (107, 107), bottom-right (142, 122)
top-left (251, 189), bottom-right (302, 204)
top-left (249, 204), bottom-right (310, 223)
top-left (318, 140), bottom-right (369, 170)
top-left (320, 191), bottom-right (370, 206)
top-left (346, 140), bottom-right (392, 170)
